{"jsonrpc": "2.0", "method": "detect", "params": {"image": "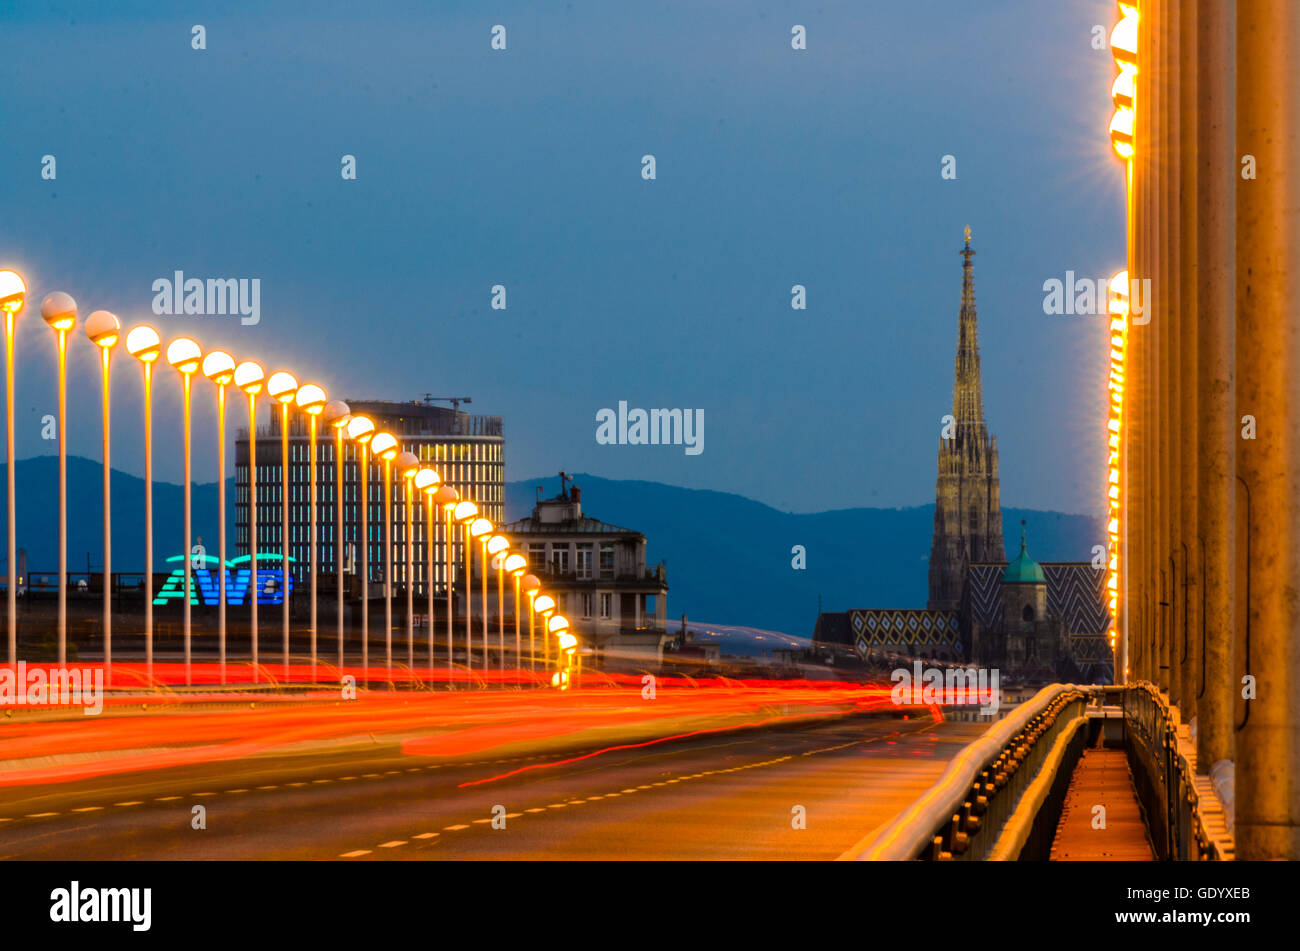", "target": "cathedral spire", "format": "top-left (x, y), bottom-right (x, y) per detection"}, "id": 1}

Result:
top-left (928, 226), bottom-right (1006, 612)
top-left (953, 225), bottom-right (987, 448)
